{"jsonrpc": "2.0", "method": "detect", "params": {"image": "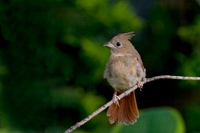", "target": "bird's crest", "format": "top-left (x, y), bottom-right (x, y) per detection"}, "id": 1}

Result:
top-left (118, 32), bottom-right (135, 40)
